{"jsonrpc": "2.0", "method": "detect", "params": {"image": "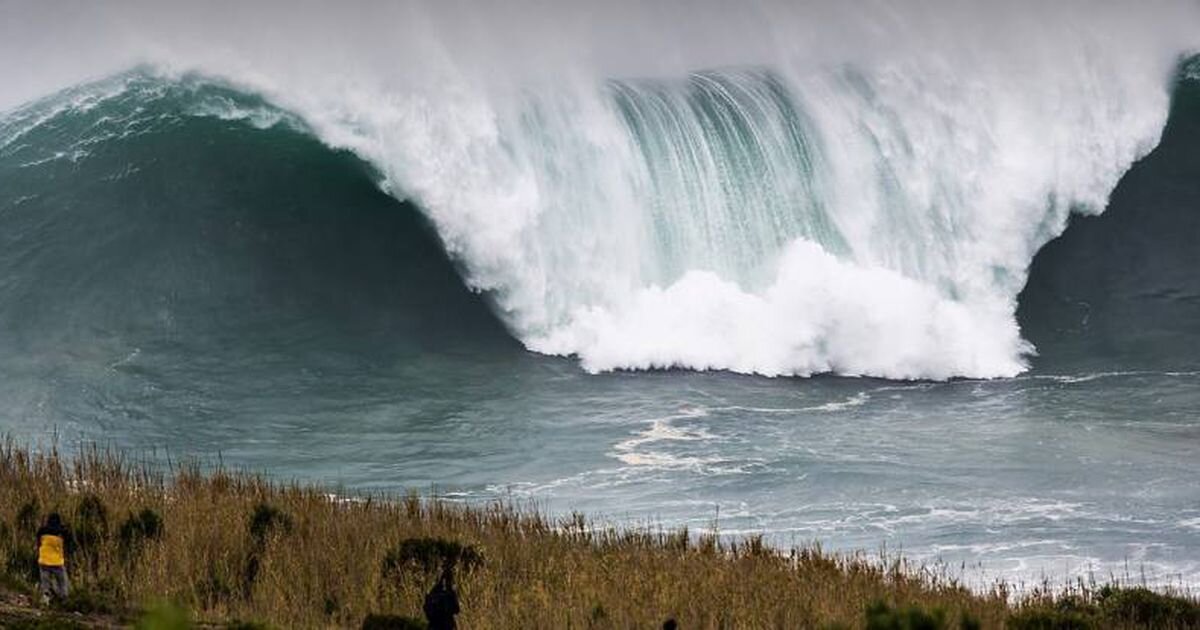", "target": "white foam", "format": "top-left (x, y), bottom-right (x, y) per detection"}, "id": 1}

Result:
top-left (612, 408), bottom-right (726, 469)
top-left (533, 240), bottom-right (1031, 379)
